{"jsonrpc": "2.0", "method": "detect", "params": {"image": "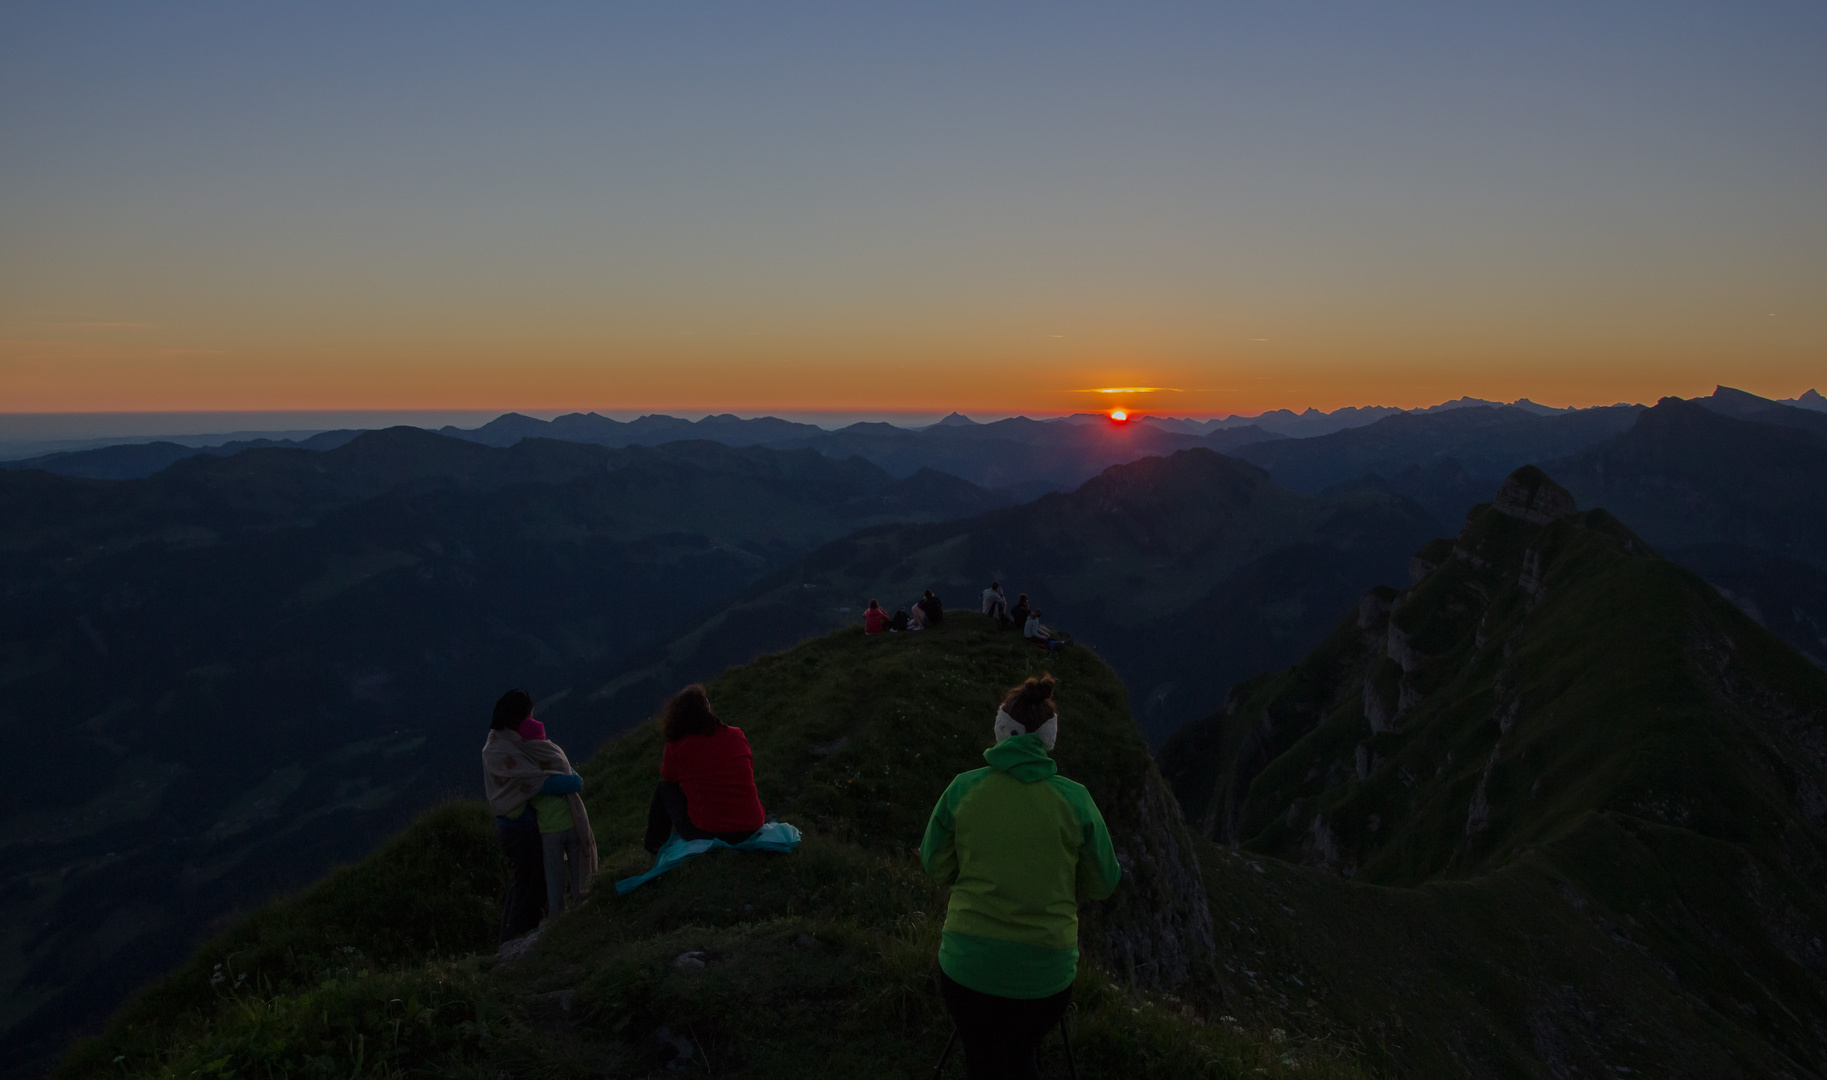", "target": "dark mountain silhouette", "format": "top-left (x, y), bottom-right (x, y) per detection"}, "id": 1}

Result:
top-left (0, 429), bottom-right (1004, 1072)
top-left (1546, 396), bottom-right (1827, 666)
top-left (1160, 467), bottom-right (1827, 1075)
top-left (1788, 388), bottom-right (1827, 412)
top-left (0, 430), bottom-right (361, 480)
top-left (432, 409), bottom-right (1284, 500)
top-left (1698, 384), bottom-right (1827, 436)
top-left (587, 448), bottom-right (1440, 745)
top-left (1229, 404), bottom-right (1644, 522)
